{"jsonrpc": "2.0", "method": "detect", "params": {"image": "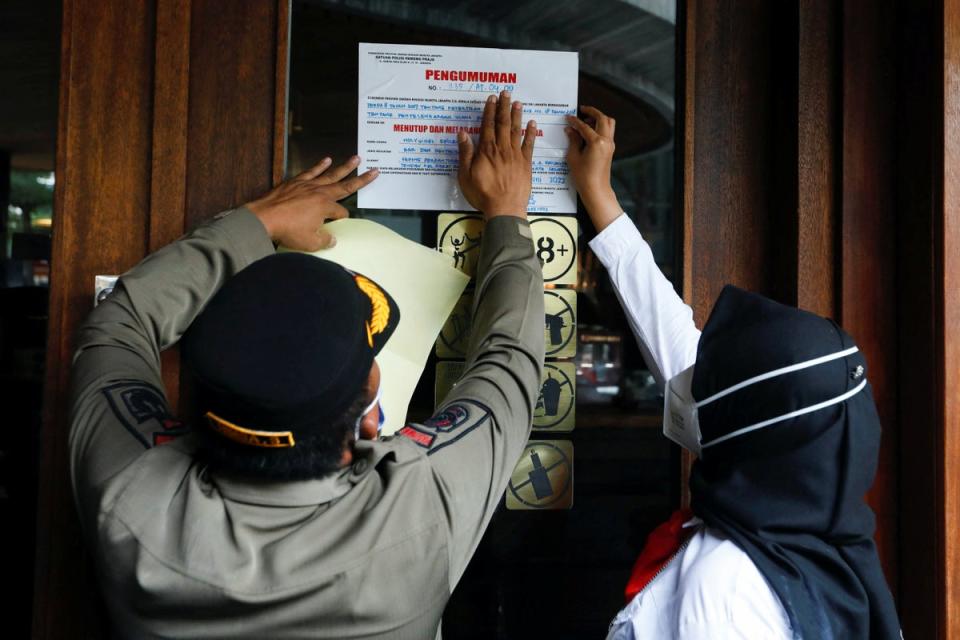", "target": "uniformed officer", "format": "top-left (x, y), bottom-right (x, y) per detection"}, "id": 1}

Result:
top-left (69, 91), bottom-right (544, 638)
